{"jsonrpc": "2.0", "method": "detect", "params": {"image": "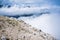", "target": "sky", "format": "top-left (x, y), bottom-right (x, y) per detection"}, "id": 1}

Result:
top-left (0, 0), bottom-right (60, 7)
top-left (0, 0), bottom-right (60, 40)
